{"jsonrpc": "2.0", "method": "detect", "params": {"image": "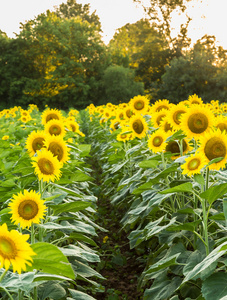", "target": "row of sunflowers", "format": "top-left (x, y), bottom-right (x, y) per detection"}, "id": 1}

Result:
top-left (0, 105), bottom-right (103, 299)
top-left (84, 94), bottom-right (227, 300)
